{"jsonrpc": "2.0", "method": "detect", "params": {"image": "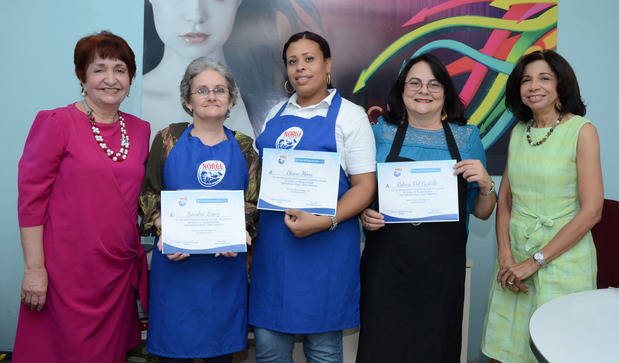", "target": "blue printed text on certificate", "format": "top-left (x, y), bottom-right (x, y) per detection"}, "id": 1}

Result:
top-left (377, 160), bottom-right (459, 223)
top-left (161, 190), bottom-right (247, 254)
top-left (258, 148), bottom-right (340, 216)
